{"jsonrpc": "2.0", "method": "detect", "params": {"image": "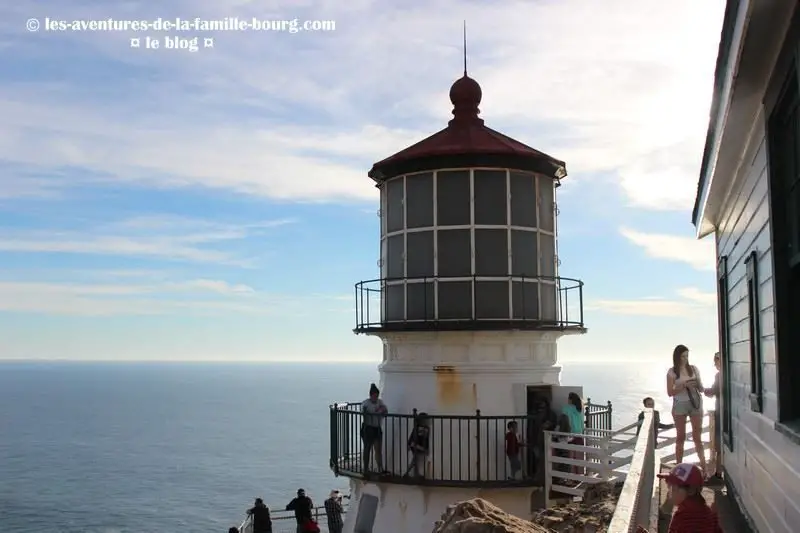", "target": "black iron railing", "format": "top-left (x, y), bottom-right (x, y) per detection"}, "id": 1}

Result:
top-left (329, 401), bottom-right (611, 488)
top-left (585, 398), bottom-right (613, 431)
top-left (353, 274), bottom-right (585, 333)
